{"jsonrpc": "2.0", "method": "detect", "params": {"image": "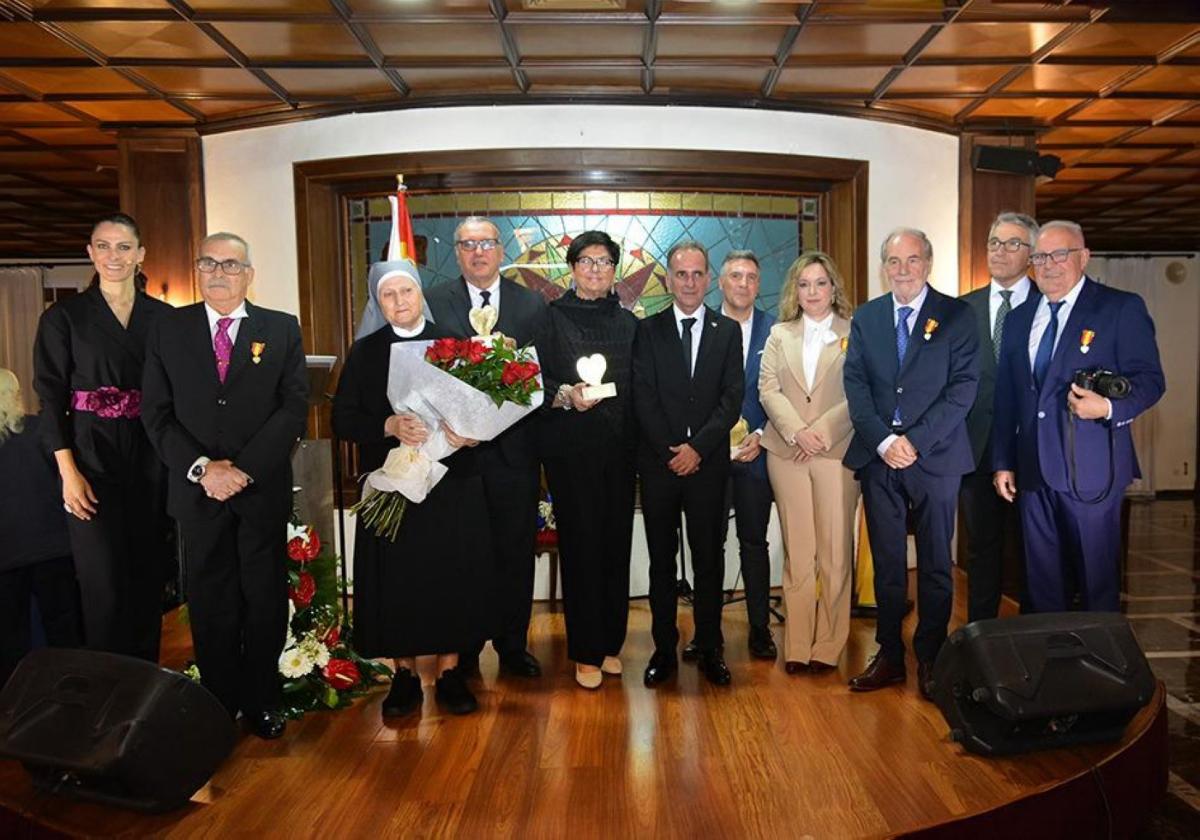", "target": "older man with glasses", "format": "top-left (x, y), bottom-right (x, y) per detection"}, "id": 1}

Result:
top-left (959, 212), bottom-right (1039, 621)
top-left (425, 216), bottom-right (548, 679)
top-left (992, 220), bottom-right (1164, 614)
